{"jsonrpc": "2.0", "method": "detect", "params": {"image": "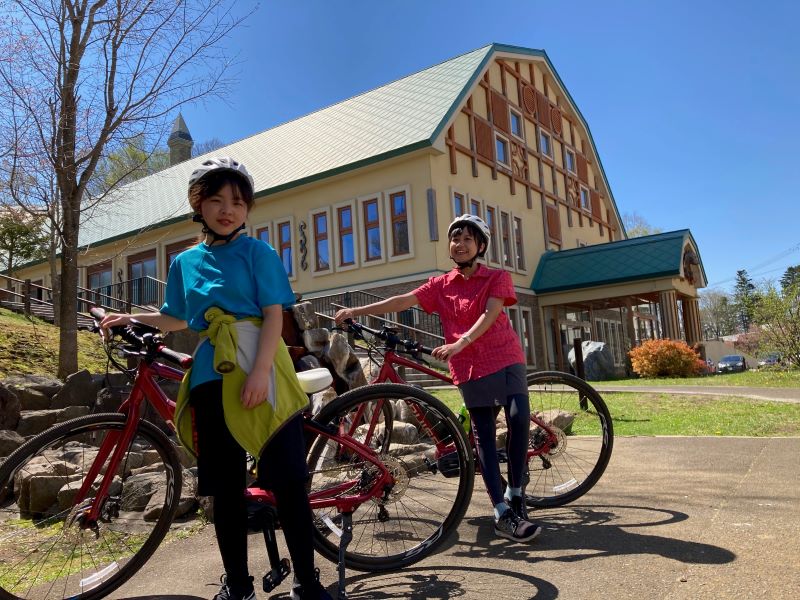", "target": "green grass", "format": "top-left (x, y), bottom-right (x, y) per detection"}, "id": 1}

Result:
top-left (605, 369), bottom-right (800, 388)
top-left (428, 388), bottom-right (800, 437)
top-left (0, 307), bottom-right (109, 377)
